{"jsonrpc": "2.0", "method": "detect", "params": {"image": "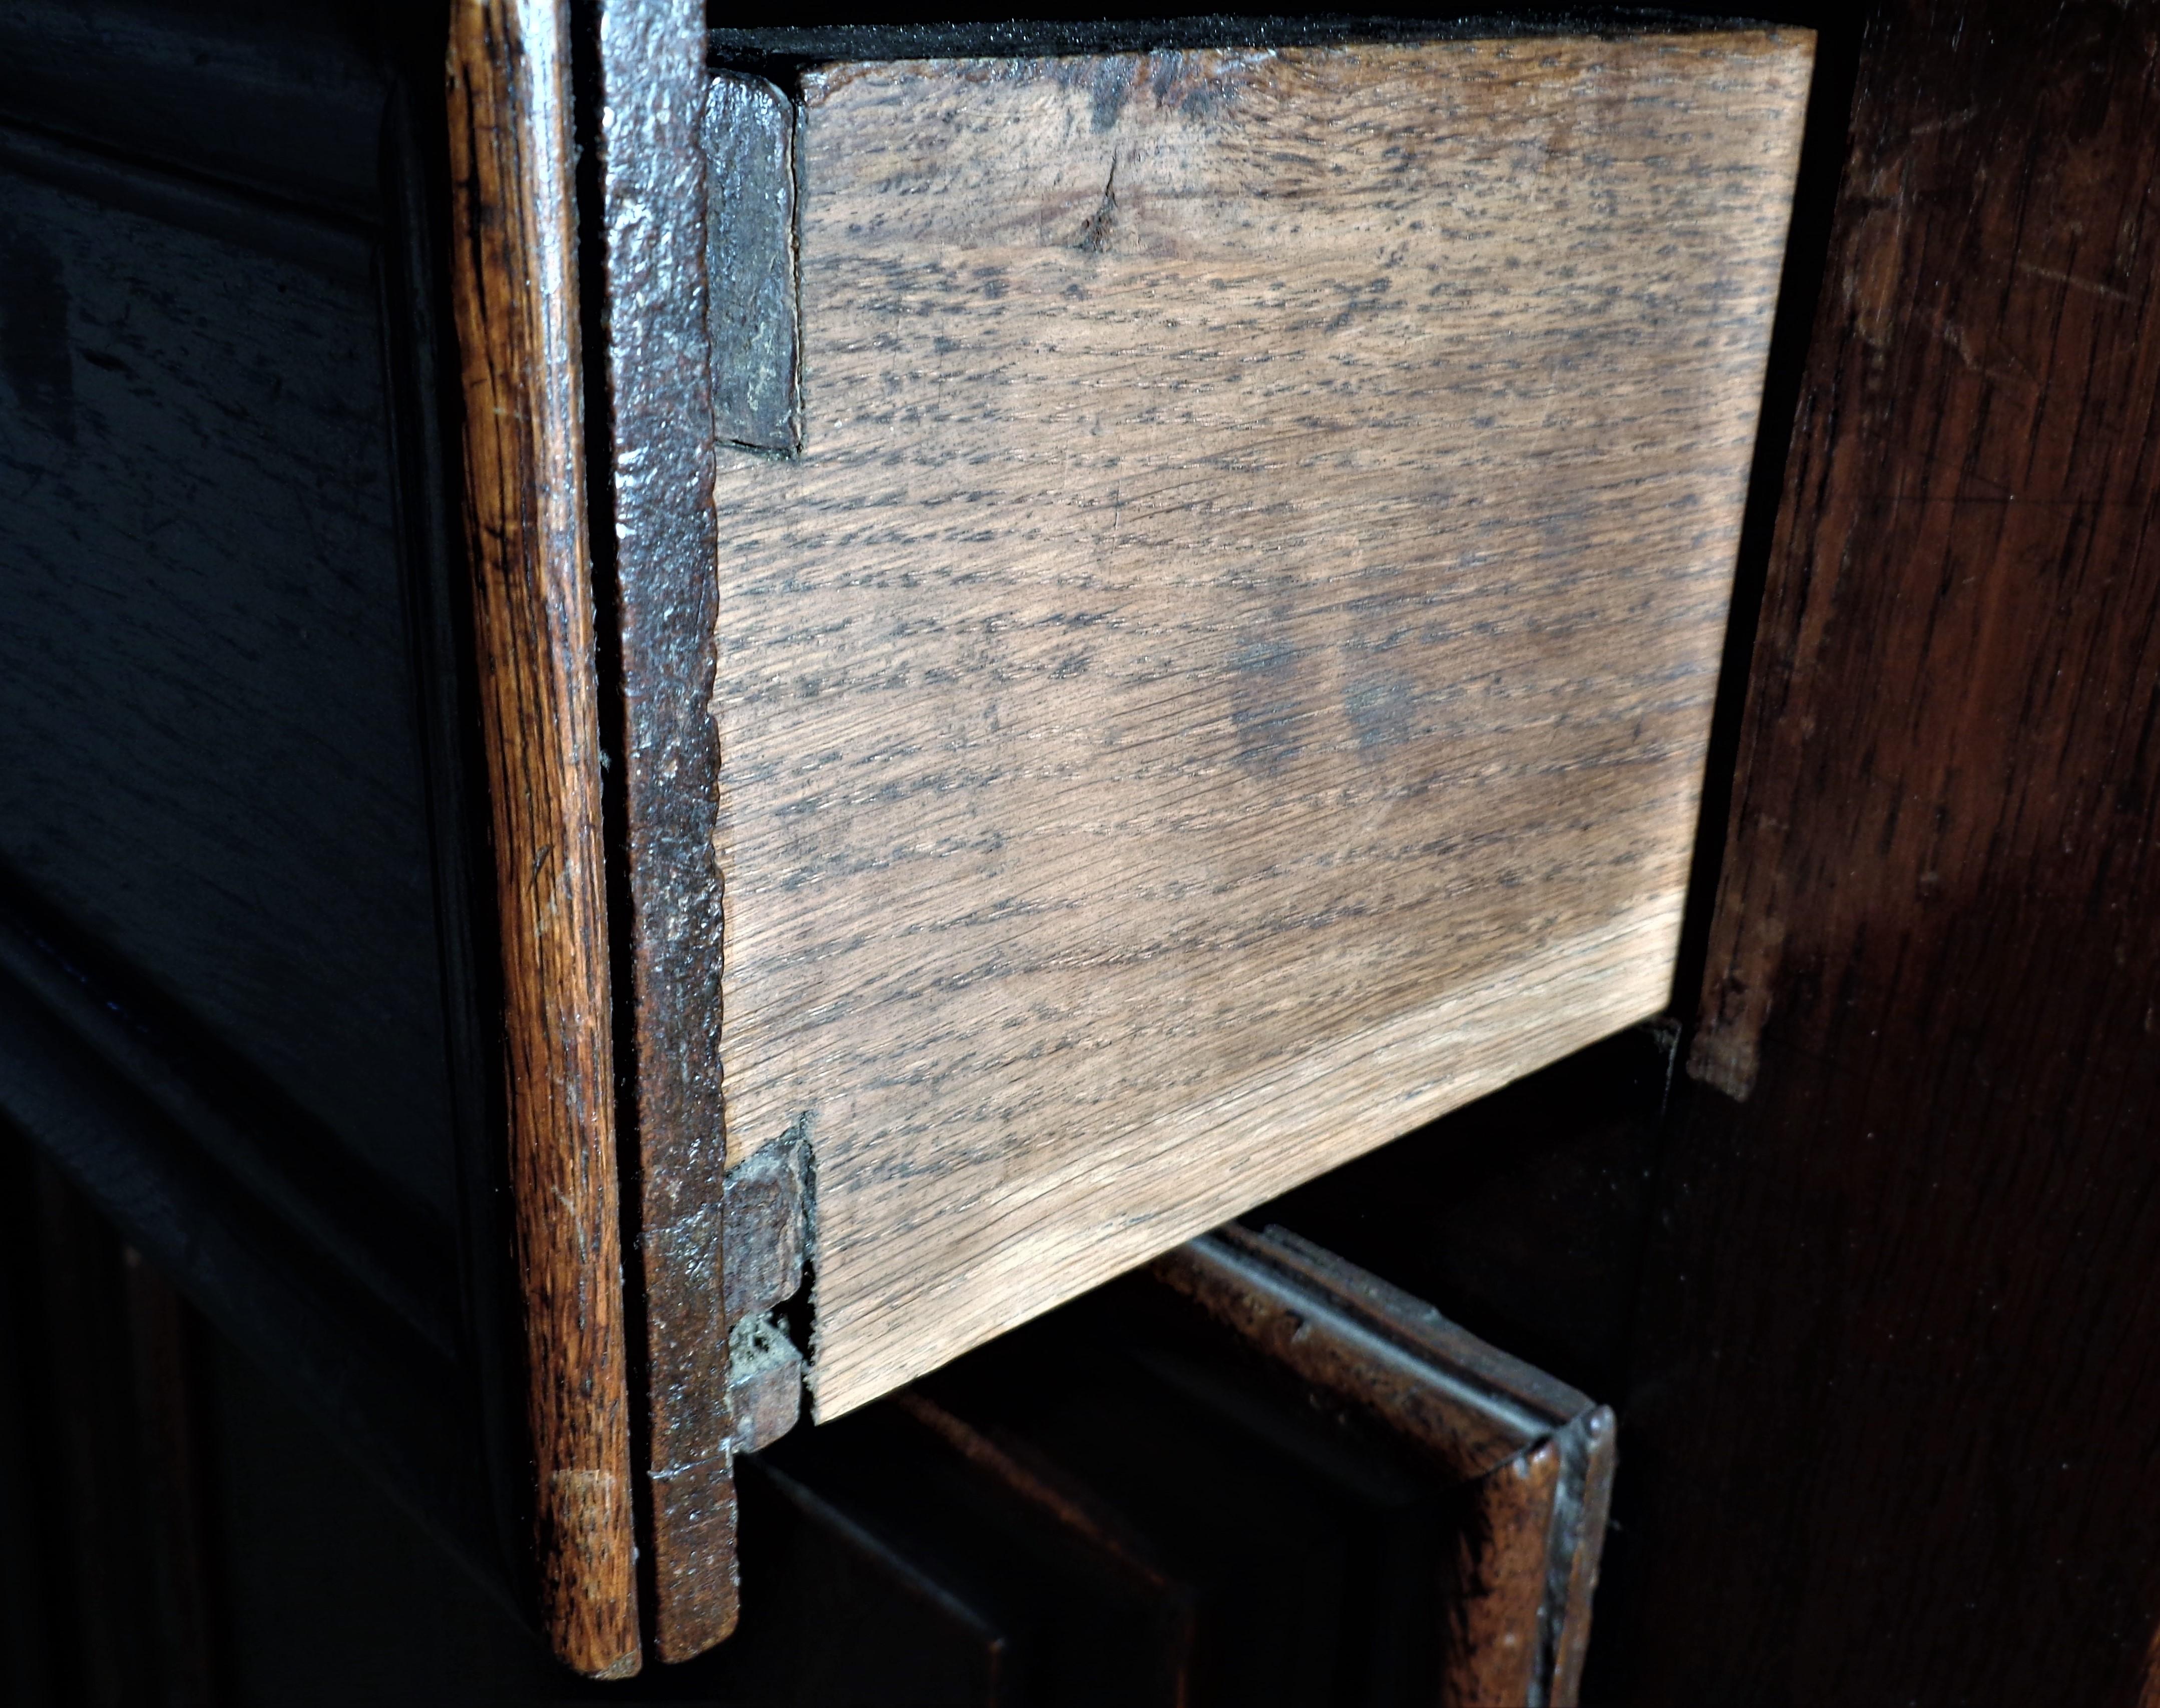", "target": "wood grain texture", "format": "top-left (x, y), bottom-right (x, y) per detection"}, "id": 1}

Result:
top-left (708, 35), bottom-right (1813, 1415)
top-left (1625, 3), bottom-right (2160, 1702)
top-left (591, 0), bottom-right (734, 1662)
top-left (0, 129), bottom-right (462, 1249)
top-left (445, 0), bottom-right (637, 1675)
